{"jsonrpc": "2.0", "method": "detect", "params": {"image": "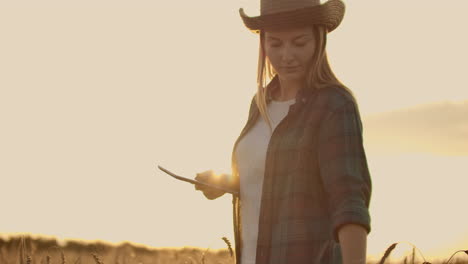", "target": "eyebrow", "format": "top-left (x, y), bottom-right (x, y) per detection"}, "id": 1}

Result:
top-left (266, 34), bottom-right (310, 41)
